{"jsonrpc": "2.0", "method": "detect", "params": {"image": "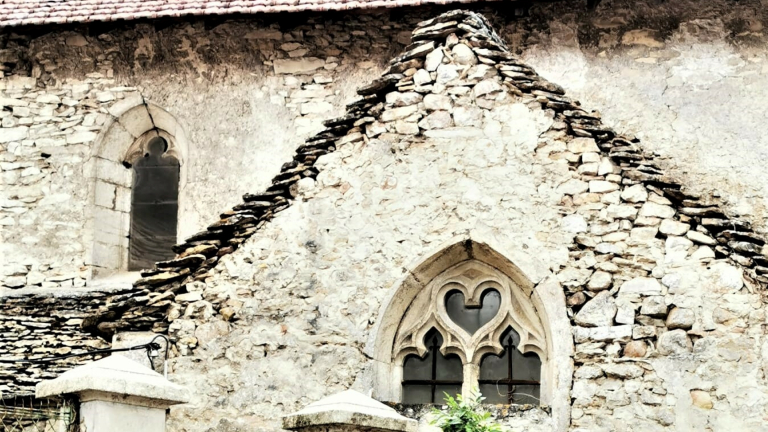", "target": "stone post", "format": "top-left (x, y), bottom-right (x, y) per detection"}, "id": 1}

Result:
top-left (36, 355), bottom-right (189, 432)
top-left (282, 389), bottom-right (418, 432)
